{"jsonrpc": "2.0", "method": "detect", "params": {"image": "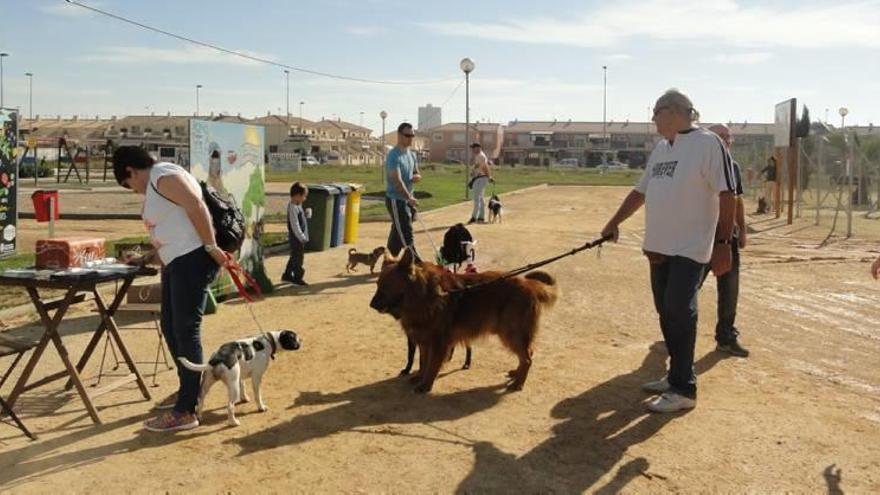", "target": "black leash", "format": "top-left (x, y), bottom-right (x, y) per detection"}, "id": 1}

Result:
top-left (447, 234), bottom-right (613, 294)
